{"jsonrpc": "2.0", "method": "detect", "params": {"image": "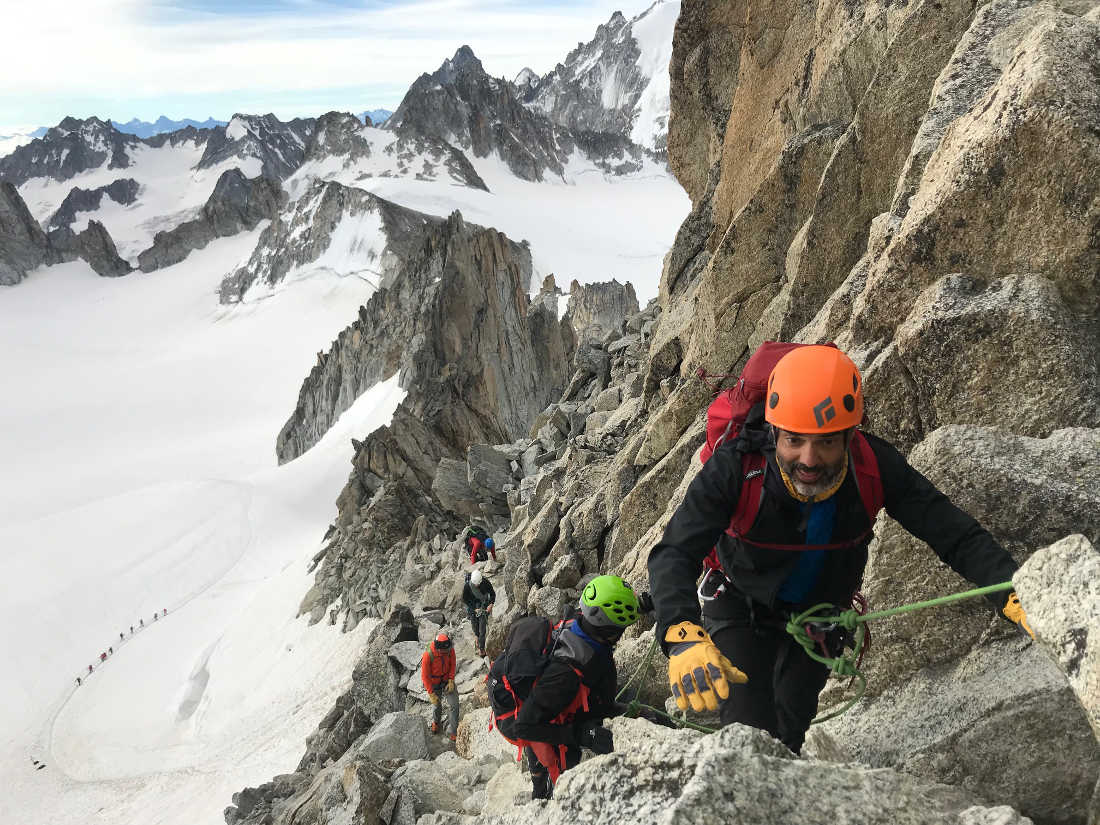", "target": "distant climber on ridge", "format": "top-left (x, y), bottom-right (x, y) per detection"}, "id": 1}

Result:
top-left (462, 569), bottom-right (495, 656)
top-left (462, 525), bottom-right (496, 564)
top-left (420, 632), bottom-right (459, 742)
top-left (489, 575), bottom-right (639, 800)
top-left (648, 343), bottom-right (1032, 754)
